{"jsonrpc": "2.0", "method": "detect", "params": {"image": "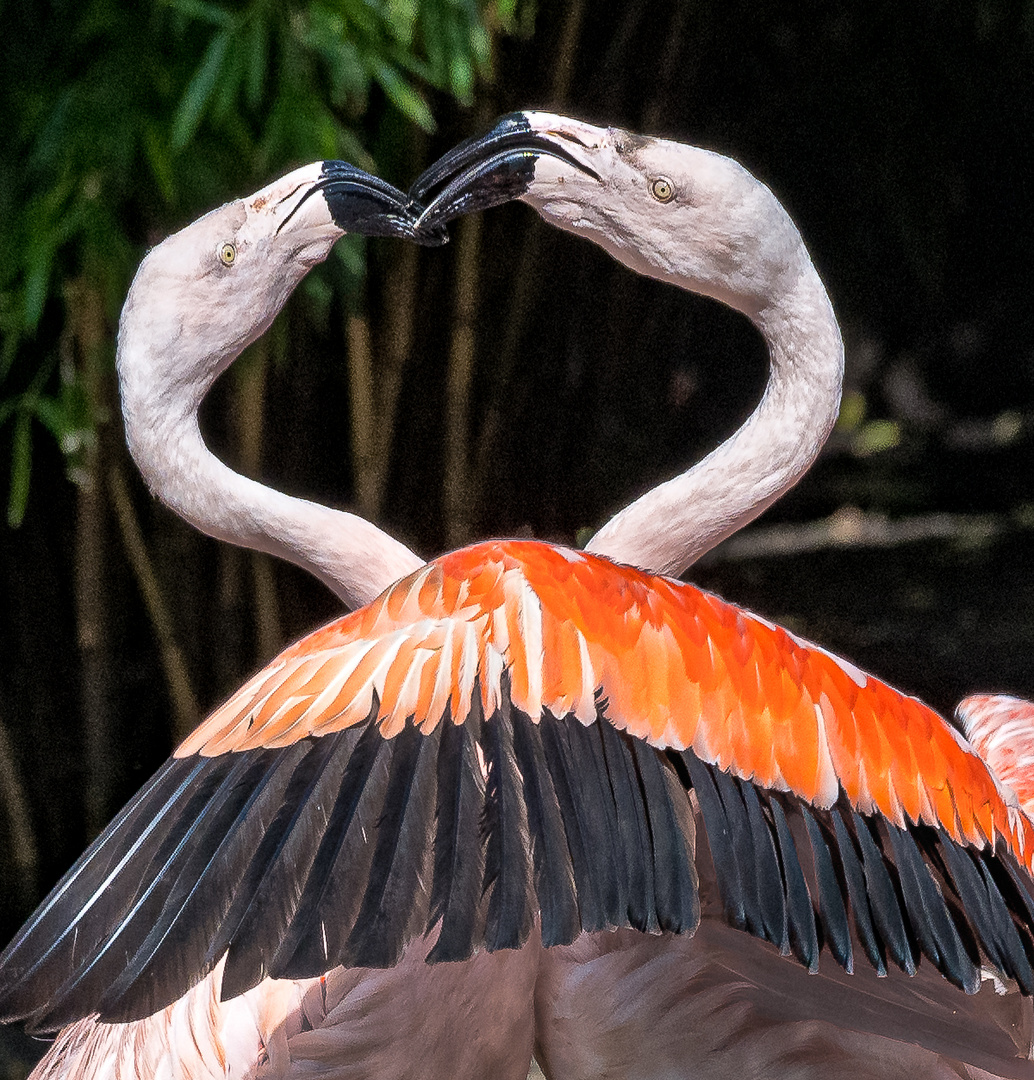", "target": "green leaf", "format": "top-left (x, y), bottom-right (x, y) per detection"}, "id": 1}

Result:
top-left (337, 0), bottom-right (380, 38)
top-left (7, 411), bottom-right (32, 527)
top-left (449, 53), bottom-right (473, 103)
top-left (311, 107), bottom-right (341, 161)
top-left (470, 22), bottom-right (492, 68)
top-left (333, 233), bottom-right (366, 279)
top-left (386, 0), bottom-right (418, 46)
top-left (162, 0), bottom-right (234, 28)
top-left (300, 271), bottom-right (333, 324)
top-left (245, 10), bottom-right (269, 110)
top-left (330, 39), bottom-right (367, 104)
top-left (212, 27), bottom-right (247, 124)
top-left (22, 242), bottom-right (55, 332)
top-left (372, 61), bottom-right (434, 130)
top-left (336, 126), bottom-right (372, 170)
top-left (143, 121), bottom-right (177, 205)
top-left (171, 26), bottom-right (233, 150)
top-left (30, 395), bottom-right (65, 439)
top-left (421, 1), bottom-right (446, 78)
top-left (32, 391), bottom-right (92, 453)
top-left (852, 419), bottom-right (901, 458)
top-left (493, 0), bottom-right (518, 32)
